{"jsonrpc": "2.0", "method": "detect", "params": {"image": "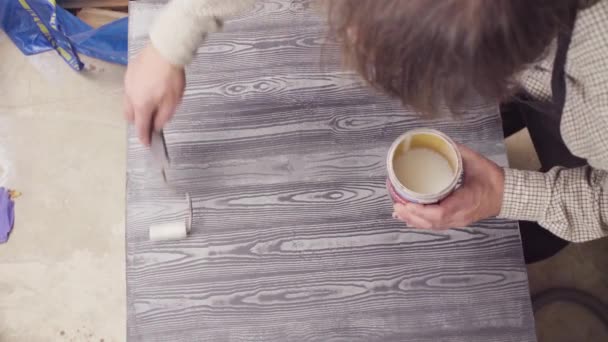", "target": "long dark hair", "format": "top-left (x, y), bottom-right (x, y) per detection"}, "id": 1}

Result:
top-left (325, 0), bottom-right (580, 115)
